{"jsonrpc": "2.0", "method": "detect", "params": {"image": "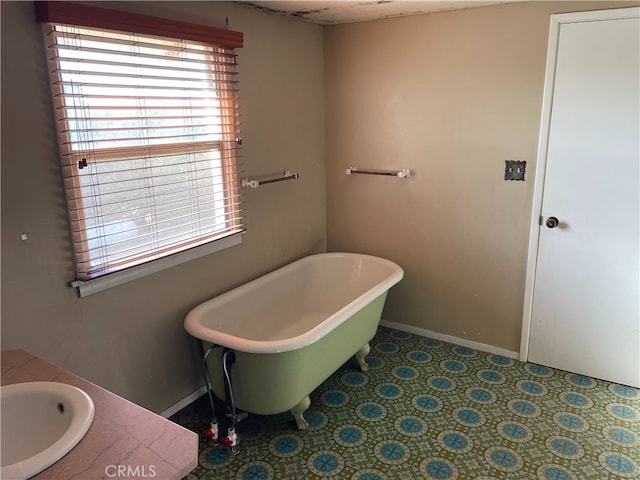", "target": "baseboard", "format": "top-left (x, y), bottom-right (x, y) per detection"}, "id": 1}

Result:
top-left (379, 319), bottom-right (519, 360)
top-left (160, 385), bottom-right (208, 419)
